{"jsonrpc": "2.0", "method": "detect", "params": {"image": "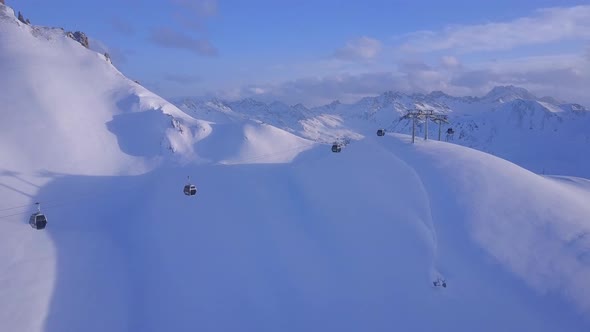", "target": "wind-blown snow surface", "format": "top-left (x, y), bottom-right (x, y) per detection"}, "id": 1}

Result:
top-left (2, 3), bottom-right (590, 332)
top-left (5, 134), bottom-right (590, 332)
